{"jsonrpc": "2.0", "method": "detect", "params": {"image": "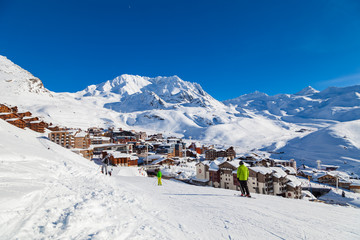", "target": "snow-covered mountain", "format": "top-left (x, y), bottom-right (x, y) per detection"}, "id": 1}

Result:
top-left (79, 74), bottom-right (224, 111)
top-left (0, 55), bottom-right (51, 96)
top-left (223, 85), bottom-right (360, 122)
top-left (1, 54), bottom-right (360, 174)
